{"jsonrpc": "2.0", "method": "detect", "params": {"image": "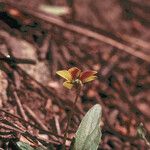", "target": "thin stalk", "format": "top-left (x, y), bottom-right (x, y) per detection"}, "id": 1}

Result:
top-left (62, 87), bottom-right (81, 150)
